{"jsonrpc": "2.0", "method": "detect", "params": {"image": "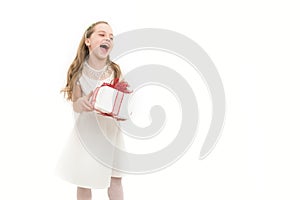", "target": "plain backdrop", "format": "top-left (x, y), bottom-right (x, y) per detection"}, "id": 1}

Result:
top-left (0, 0), bottom-right (299, 199)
